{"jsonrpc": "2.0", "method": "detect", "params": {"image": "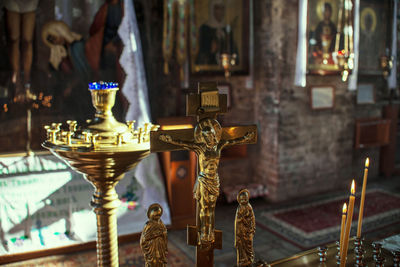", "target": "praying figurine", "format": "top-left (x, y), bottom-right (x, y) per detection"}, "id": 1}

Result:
top-left (140, 203), bottom-right (168, 267)
top-left (159, 118), bottom-right (254, 245)
top-left (235, 189), bottom-right (256, 267)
